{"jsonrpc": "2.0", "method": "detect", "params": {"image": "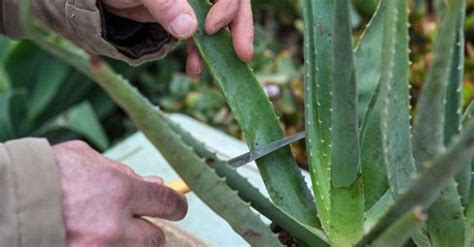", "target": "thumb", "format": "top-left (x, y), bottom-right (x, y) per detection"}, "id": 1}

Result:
top-left (141, 0), bottom-right (198, 39)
